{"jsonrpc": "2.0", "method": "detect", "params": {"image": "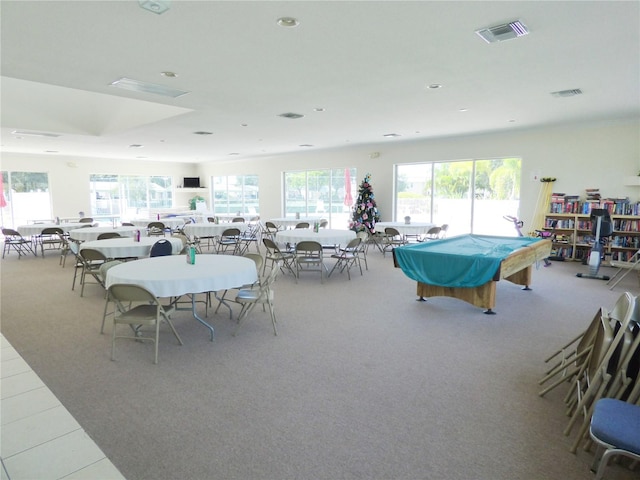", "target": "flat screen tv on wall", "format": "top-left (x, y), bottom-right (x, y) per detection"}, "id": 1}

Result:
top-left (183, 177), bottom-right (201, 188)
